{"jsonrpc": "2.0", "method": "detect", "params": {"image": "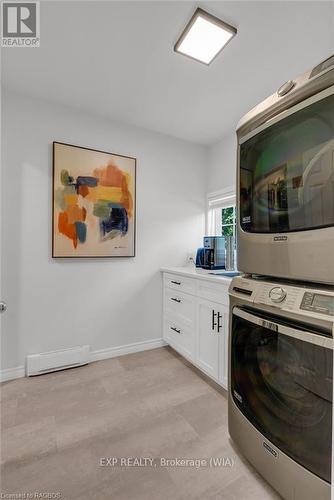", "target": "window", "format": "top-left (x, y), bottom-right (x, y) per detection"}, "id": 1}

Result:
top-left (207, 188), bottom-right (237, 269)
top-left (207, 188), bottom-right (236, 237)
top-left (221, 205), bottom-right (236, 236)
